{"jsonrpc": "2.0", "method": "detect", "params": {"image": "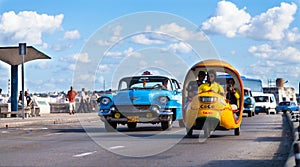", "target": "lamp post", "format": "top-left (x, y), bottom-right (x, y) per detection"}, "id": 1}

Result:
top-left (19, 43), bottom-right (26, 119)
